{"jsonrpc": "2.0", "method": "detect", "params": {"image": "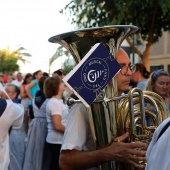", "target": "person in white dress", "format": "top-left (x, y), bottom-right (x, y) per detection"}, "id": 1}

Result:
top-left (23, 76), bottom-right (48, 170)
top-left (4, 84), bottom-right (25, 170)
top-left (0, 84), bottom-right (24, 170)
